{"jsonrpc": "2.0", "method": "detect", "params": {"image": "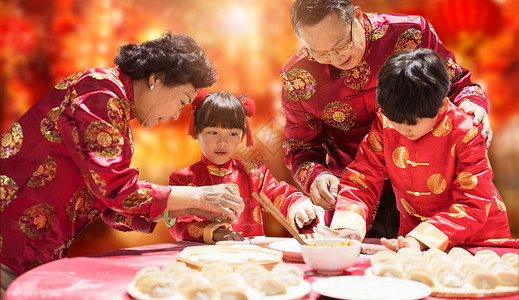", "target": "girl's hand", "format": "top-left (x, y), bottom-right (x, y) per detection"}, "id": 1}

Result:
top-left (380, 236), bottom-right (424, 251)
top-left (294, 200), bottom-right (325, 228)
top-left (312, 223), bottom-right (361, 241)
top-left (212, 228), bottom-right (244, 242)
